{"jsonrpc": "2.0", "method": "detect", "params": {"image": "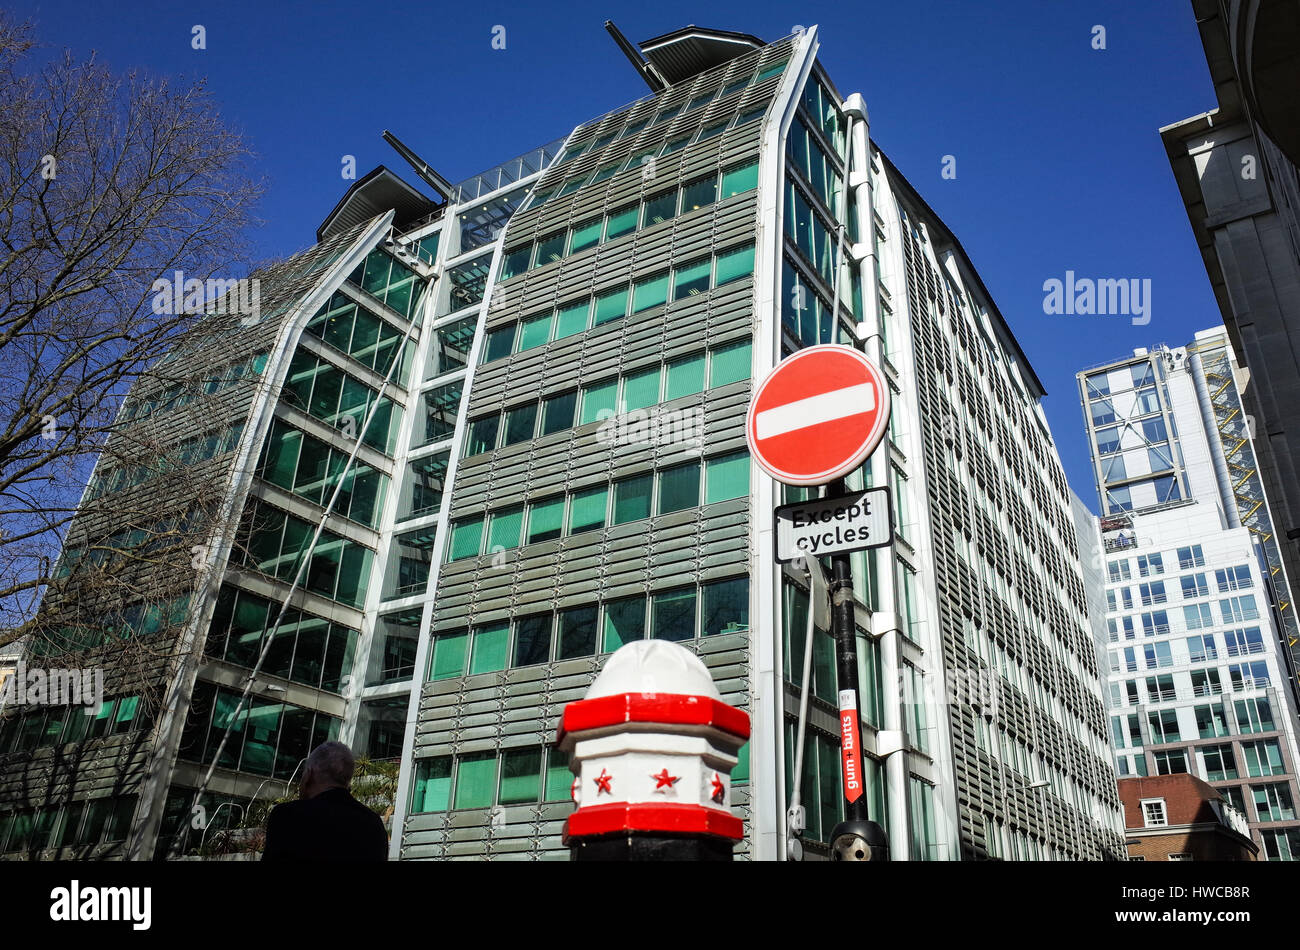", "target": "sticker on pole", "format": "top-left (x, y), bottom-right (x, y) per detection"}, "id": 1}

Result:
top-left (839, 689), bottom-right (864, 804)
top-left (745, 344), bottom-right (891, 486)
